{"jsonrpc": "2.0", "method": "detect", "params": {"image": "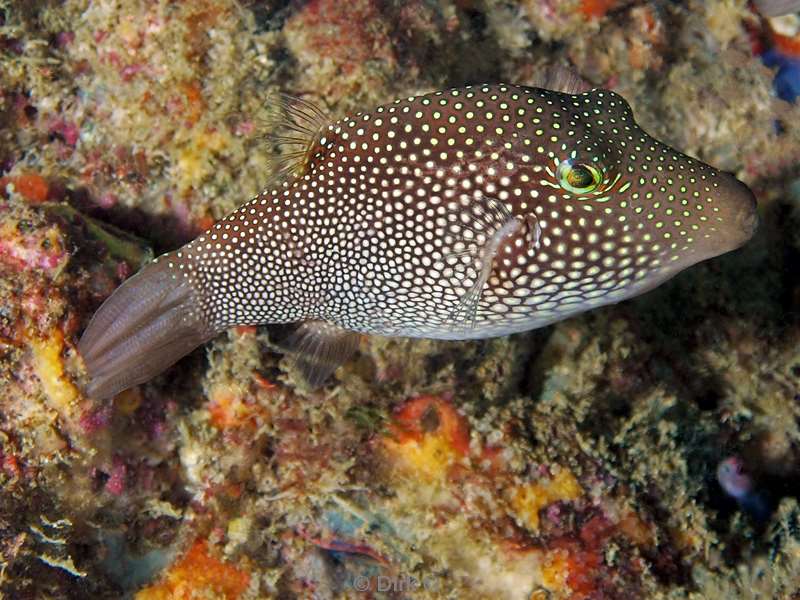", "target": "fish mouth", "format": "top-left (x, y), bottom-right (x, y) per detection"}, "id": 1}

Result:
top-left (689, 172), bottom-right (758, 260)
top-left (725, 174), bottom-right (759, 249)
